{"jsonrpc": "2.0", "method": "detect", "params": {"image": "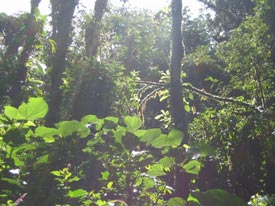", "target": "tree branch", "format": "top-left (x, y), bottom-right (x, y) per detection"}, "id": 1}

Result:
top-left (136, 80), bottom-right (262, 113)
